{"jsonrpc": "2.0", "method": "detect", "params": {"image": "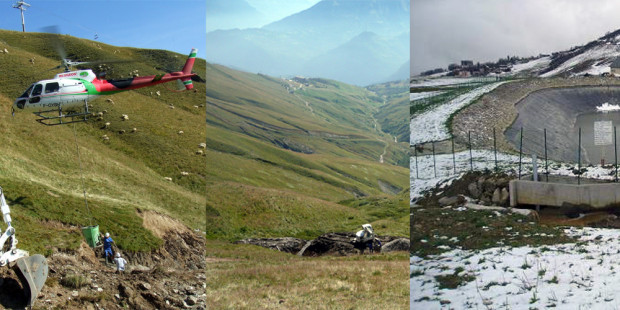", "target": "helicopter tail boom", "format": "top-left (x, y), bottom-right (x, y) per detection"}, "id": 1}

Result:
top-left (180, 48), bottom-right (197, 90)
